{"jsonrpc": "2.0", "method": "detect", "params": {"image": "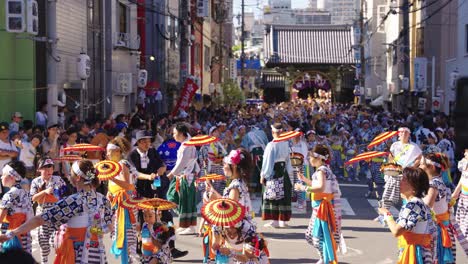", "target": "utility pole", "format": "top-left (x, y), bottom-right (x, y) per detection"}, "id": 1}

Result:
top-left (240, 0), bottom-right (245, 90)
top-left (46, 0), bottom-right (58, 125)
top-left (359, 0), bottom-right (365, 103)
top-left (402, 0), bottom-right (410, 110)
